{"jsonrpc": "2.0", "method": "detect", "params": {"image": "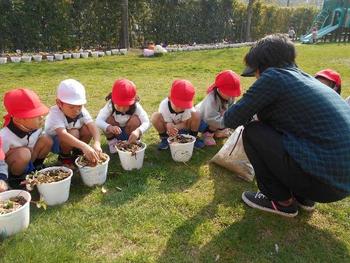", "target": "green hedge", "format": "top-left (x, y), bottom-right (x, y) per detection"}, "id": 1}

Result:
top-left (0, 0), bottom-right (318, 52)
